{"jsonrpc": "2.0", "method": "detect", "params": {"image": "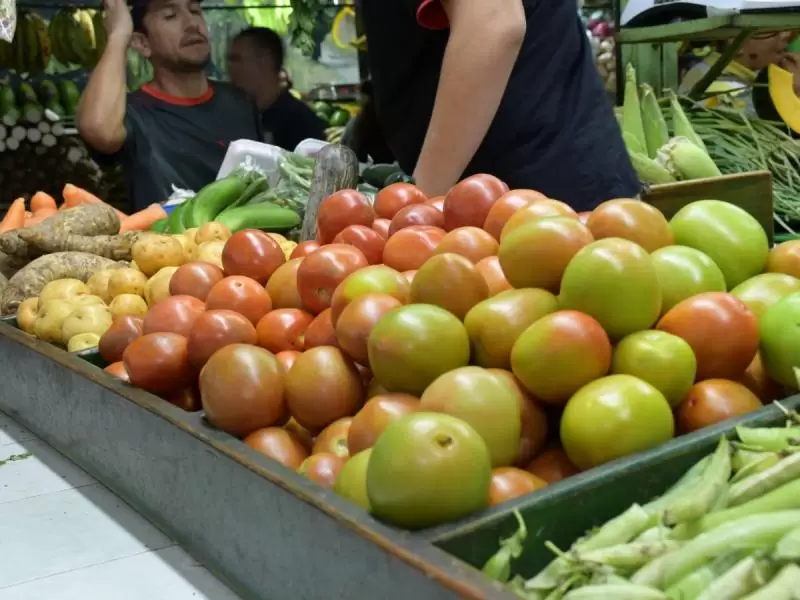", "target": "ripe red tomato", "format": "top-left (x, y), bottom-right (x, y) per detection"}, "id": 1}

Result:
top-left (142, 295), bottom-right (205, 338)
top-left (677, 379), bottom-right (762, 433)
top-left (244, 427), bottom-right (309, 470)
top-left (200, 343), bottom-right (287, 437)
top-left (317, 189), bottom-right (375, 243)
top-left (187, 309), bottom-right (258, 370)
top-left (311, 417), bottom-right (352, 457)
top-left (333, 225), bottom-right (386, 265)
top-left (256, 308), bottom-right (314, 353)
top-left (739, 353), bottom-right (785, 403)
top-left (476, 256), bottom-right (512, 296)
top-left (205, 276), bottom-right (273, 326)
top-left (657, 292), bottom-right (758, 381)
top-left (372, 218), bottom-right (391, 239)
top-left (123, 332), bottom-right (193, 394)
top-left (443, 174), bottom-right (508, 231)
top-left (296, 244), bottom-right (369, 314)
top-left (426, 196), bottom-right (446, 211)
top-left (577, 211), bottom-right (592, 225)
top-left (265, 258), bottom-right (305, 311)
top-left (335, 293), bottom-right (403, 366)
top-left (435, 226), bottom-right (499, 264)
top-left (165, 386), bottom-right (202, 412)
top-left (104, 361), bottom-right (130, 382)
top-left (275, 350), bottom-right (302, 372)
top-left (388, 204), bottom-right (445, 236)
top-left (488, 467), bottom-right (547, 506)
top-left (169, 261), bottom-right (225, 301)
top-left (290, 241), bottom-right (321, 259)
top-left (382, 226), bottom-right (446, 272)
top-left (347, 393), bottom-right (419, 454)
top-left (403, 270), bottom-right (417, 283)
top-left (587, 198), bottom-right (673, 253)
top-left (99, 315), bottom-right (144, 363)
top-left (298, 453), bottom-right (345, 489)
top-left (483, 189), bottom-right (545, 241)
top-left (303, 308), bottom-right (339, 349)
top-left (525, 447), bottom-right (580, 483)
top-left (222, 230), bottom-right (285, 284)
top-left (373, 182), bottom-right (427, 219)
